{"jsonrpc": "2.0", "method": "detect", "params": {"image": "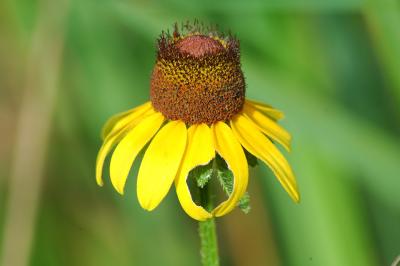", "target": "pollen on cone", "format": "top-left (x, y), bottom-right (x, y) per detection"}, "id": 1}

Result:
top-left (150, 31), bottom-right (245, 125)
